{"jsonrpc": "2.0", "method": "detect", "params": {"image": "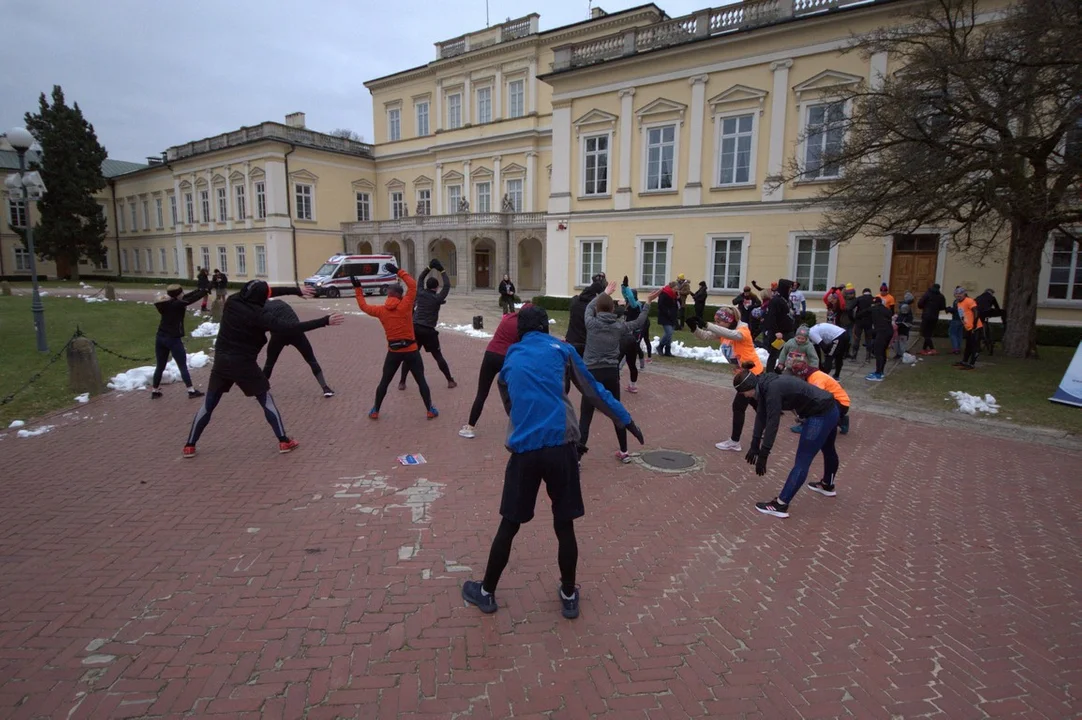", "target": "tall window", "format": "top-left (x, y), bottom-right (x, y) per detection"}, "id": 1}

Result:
top-left (295, 184), bottom-right (313, 220)
top-left (388, 107), bottom-right (401, 141)
top-left (217, 246), bottom-right (228, 273)
top-left (416, 102), bottom-right (429, 136)
top-left (130, 203), bottom-right (138, 231)
top-left (185, 193), bottom-right (194, 224)
top-left (579, 239), bottom-right (604, 286)
top-left (508, 79), bottom-right (525, 119)
top-left (583, 134), bottom-right (609, 195)
top-left (475, 182), bottom-right (491, 213)
top-left (8, 199), bottom-right (27, 227)
top-left (200, 190), bottom-right (210, 223)
top-left (133, 247), bottom-right (141, 271)
top-left (355, 192), bottom-right (371, 221)
top-left (121, 249), bottom-right (129, 272)
top-left (145, 248), bottom-right (153, 272)
top-left (217, 187), bottom-right (227, 222)
top-left (416, 188), bottom-right (431, 216)
top-left (236, 245), bottom-right (247, 276)
top-left (118, 204), bottom-right (125, 232)
top-left (201, 246), bottom-right (210, 271)
top-left (718, 114), bottom-right (754, 186)
top-left (1048, 235), bottom-right (1082, 300)
top-left (710, 236), bottom-right (744, 290)
top-left (95, 253), bottom-right (110, 271)
top-left (173, 247), bottom-right (179, 274)
top-left (170, 195), bottom-right (177, 226)
top-left (447, 184), bottom-right (462, 212)
top-left (155, 197), bottom-right (164, 228)
top-left (235, 185), bottom-right (246, 220)
top-left (640, 238), bottom-right (669, 287)
top-left (391, 191), bottom-right (406, 219)
top-left (447, 93), bottom-right (462, 130)
top-left (142, 200), bottom-right (150, 230)
top-left (14, 246), bottom-right (31, 271)
top-left (255, 182), bottom-right (266, 219)
top-left (645, 125), bottom-right (676, 191)
top-left (505, 178), bottom-right (523, 212)
top-left (159, 247), bottom-right (167, 273)
top-left (477, 87), bottom-right (492, 124)
top-left (794, 236), bottom-right (831, 291)
top-left (804, 101), bottom-right (846, 180)
top-left (255, 245), bottom-right (267, 275)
